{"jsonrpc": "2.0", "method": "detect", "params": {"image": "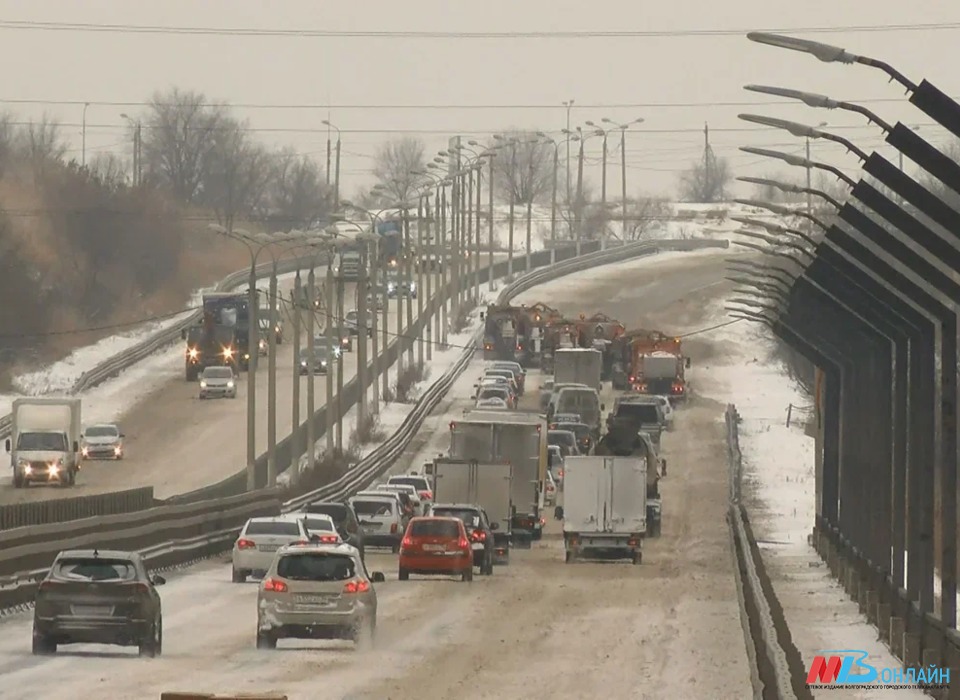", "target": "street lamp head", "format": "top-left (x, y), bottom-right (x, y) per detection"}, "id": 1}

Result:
top-left (601, 118), bottom-right (612, 124)
top-left (585, 120), bottom-right (597, 127)
top-left (322, 119), bottom-right (331, 126)
top-left (737, 176), bottom-right (804, 195)
top-left (632, 117), bottom-right (645, 124)
top-left (743, 85), bottom-right (840, 110)
top-left (746, 32), bottom-right (857, 64)
top-left (730, 213), bottom-right (789, 232)
top-left (738, 113), bottom-right (826, 139)
top-left (739, 145), bottom-right (812, 169)
top-left (493, 134), bottom-right (506, 141)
